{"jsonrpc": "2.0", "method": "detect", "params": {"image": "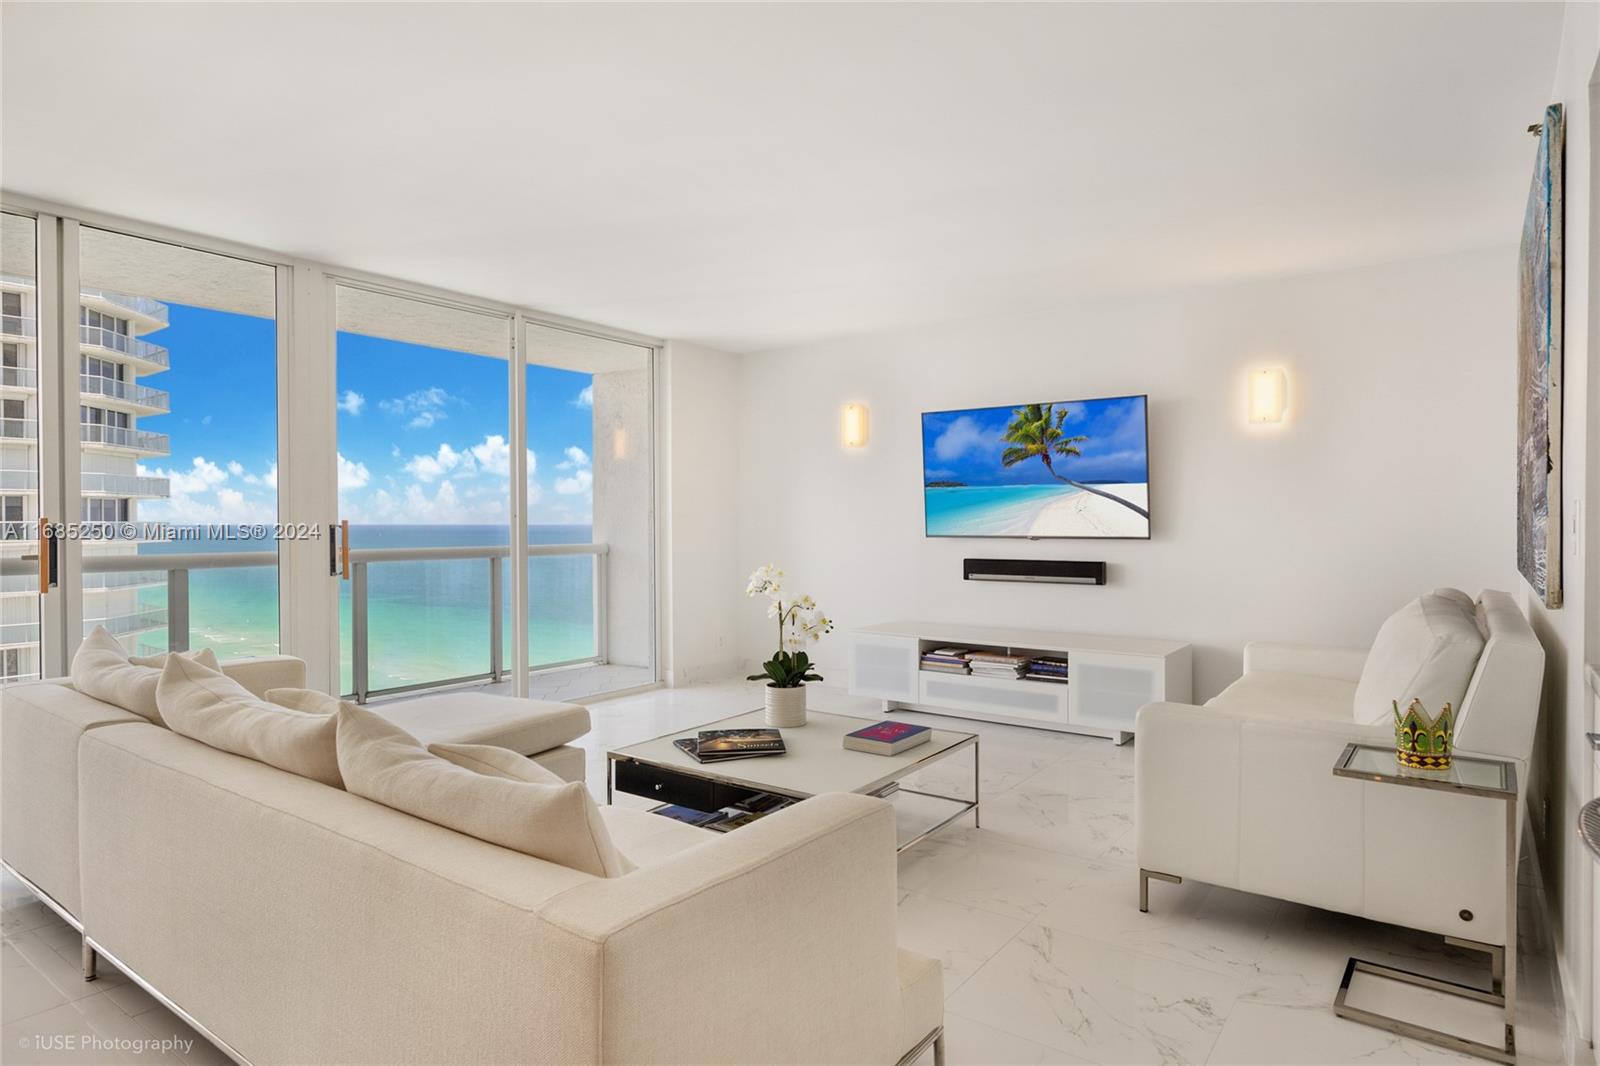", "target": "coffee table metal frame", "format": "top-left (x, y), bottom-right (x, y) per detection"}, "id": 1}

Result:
top-left (1330, 742), bottom-right (1519, 1064)
top-left (606, 711), bottom-right (980, 853)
